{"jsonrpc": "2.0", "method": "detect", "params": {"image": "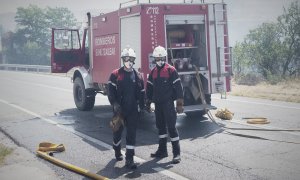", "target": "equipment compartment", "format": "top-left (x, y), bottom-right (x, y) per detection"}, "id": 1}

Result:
top-left (166, 24), bottom-right (207, 72)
